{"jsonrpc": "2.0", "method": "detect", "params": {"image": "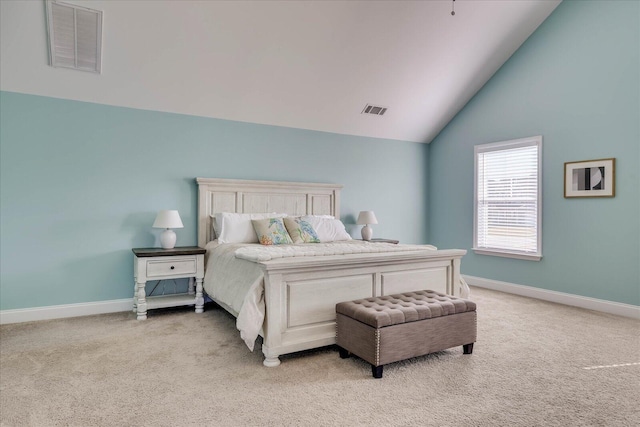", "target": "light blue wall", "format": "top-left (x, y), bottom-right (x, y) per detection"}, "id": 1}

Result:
top-left (0, 92), bottom-right (428, 310)
top-left (428, 0), bottom-right (640, 305)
